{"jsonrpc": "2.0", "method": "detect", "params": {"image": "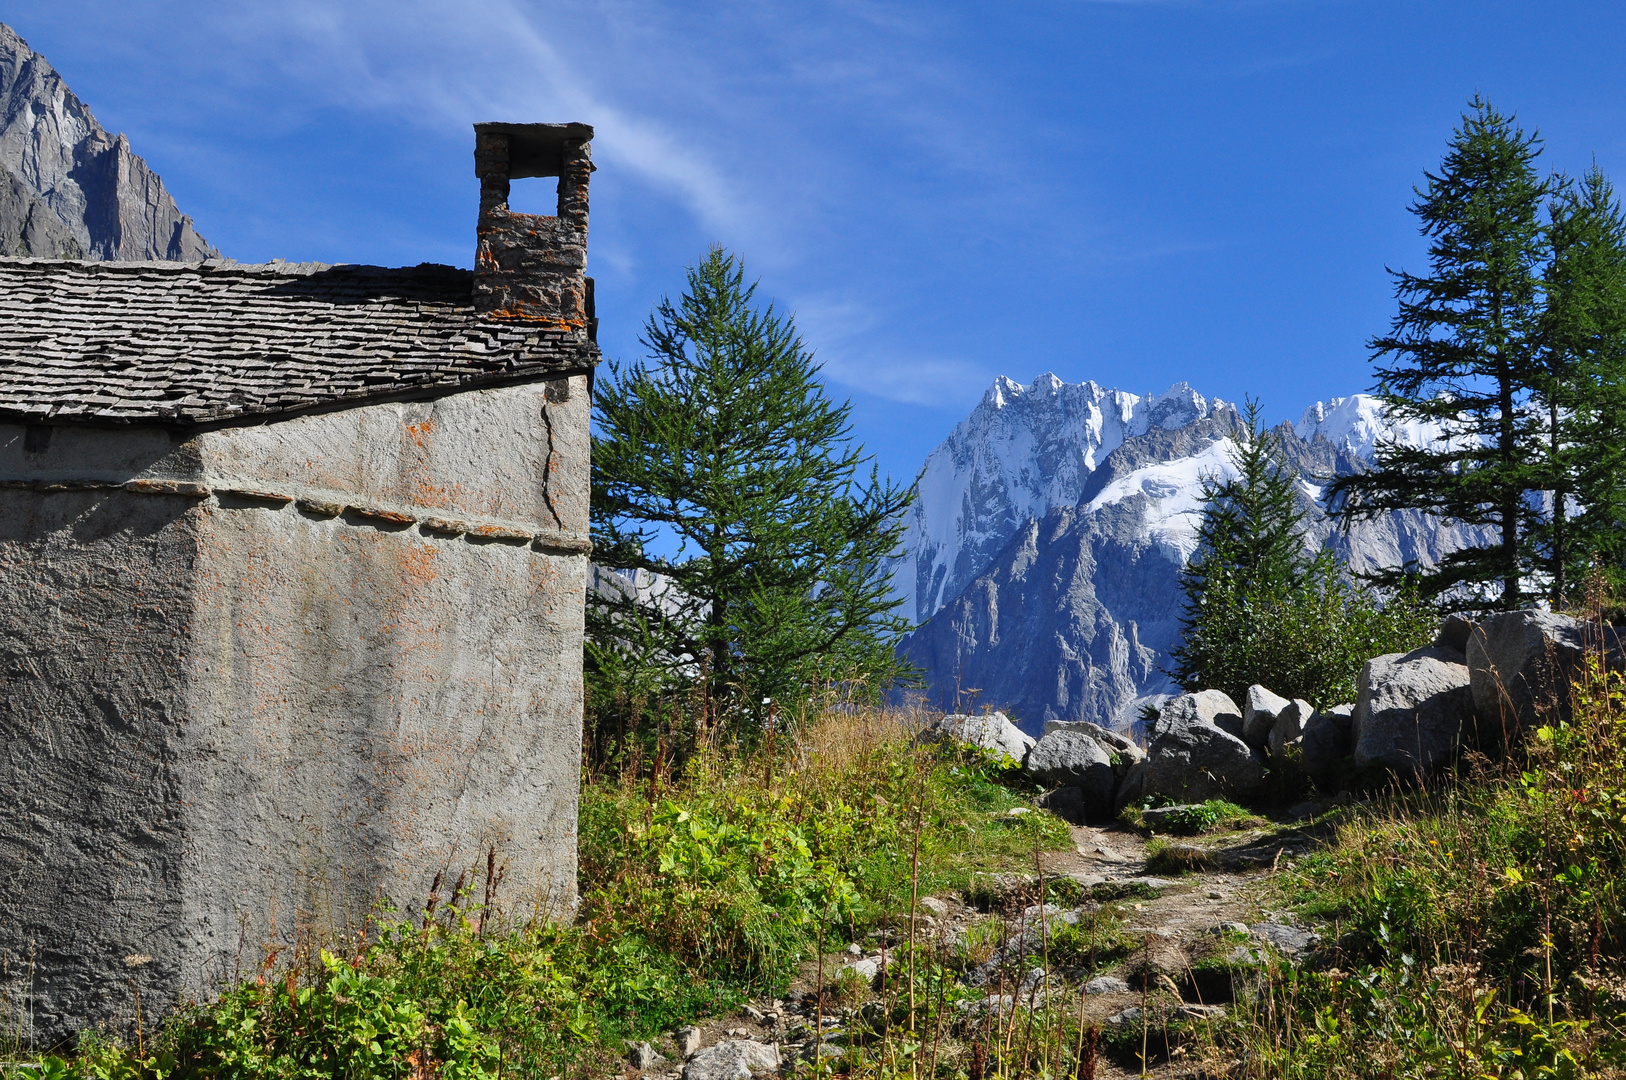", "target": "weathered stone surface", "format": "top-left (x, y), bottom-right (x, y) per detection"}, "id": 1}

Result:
top-left (0, 376), bottom-right (593, 1043)
top-left (1352, 646), bottom-right (1473, 780)
top-left (1242, 685), bottom-right (1291, 748)
top-left (1435, 613), bottom-right (1475, 655)
top-left (1026, 730), bottom-right (1116, 812)
top-left (1299, 711), bottom-right (1350, 788)
top-left (675, 1026), bottom-right (702, 1059)
top-left (629, 1043), bottom-right (666, 1070)
top-left (1085, 975), bottom-right (1131, 995)
top-left (1467, 610), bottom-right (1595, 736)
top-left (0, 23), bottom-right (215, 261)
top-left (1043, 718), bottom-right (1146, 766)
top-left (1113, 757), bottom-right (1148, 812)
top-left (1267, 699), bottom-right (1314, 760)
top-left (1144, 691), bottom-right (1265, 801)
top-left (0, 260), bottom-right (599, 427)
top-left (473, 123), bottom-right (593, 324)
top-left (682, 1041), bottom-right (781, 1080)
top-left (1320, 702), bottom-right (1355, 735)
top-left (920, 711), bottom-right (1034, 764)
